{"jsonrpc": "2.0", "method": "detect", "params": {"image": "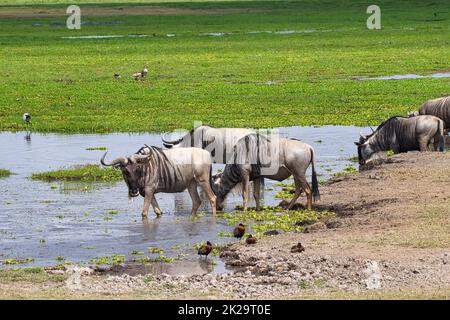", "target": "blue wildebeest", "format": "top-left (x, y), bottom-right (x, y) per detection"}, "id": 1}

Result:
top-left (419, 95), bottom-right (450, 132)
top-left (212, 134), bottom-right (320, 211)
top-left (100, 146), bottom-right (216, 218)
top-left (355, 115), bottom-right (445, 165)
top-left (161, 125), bottom-right (253, 164)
